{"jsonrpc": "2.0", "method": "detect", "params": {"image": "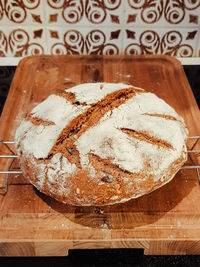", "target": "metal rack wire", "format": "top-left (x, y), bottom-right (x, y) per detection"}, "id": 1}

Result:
top-left (0, 137), bottom-right (200, 195)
